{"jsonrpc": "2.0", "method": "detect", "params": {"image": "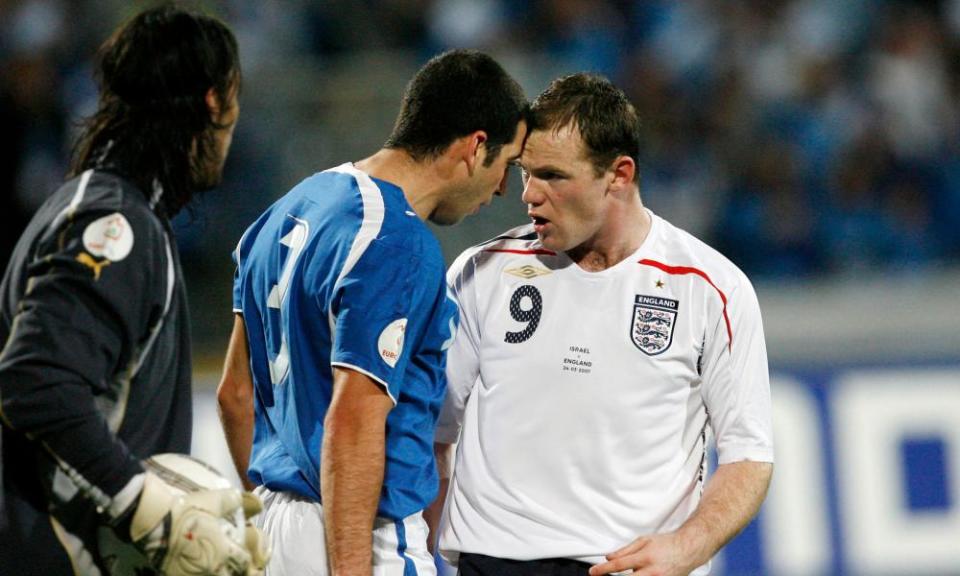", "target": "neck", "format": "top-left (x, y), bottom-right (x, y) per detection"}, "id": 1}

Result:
top-left (353, 149), bottom-right (447, 220)
top-left (568, 196), bottom-right (651, 272)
